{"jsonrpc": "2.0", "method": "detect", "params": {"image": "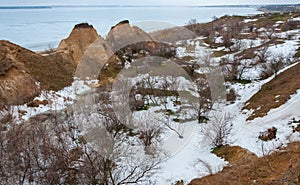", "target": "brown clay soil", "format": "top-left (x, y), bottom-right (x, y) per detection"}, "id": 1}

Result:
top-left (243, 62), bottom-right (300, 121)
top-left (189, 142), bottom-right (300, 185)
